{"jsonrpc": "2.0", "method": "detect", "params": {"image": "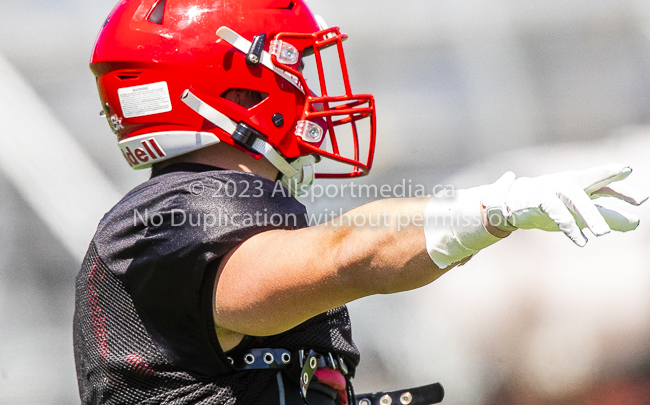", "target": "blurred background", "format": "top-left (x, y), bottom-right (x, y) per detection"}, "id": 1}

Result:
top-left (0, 0), bottom-right (649, 403)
